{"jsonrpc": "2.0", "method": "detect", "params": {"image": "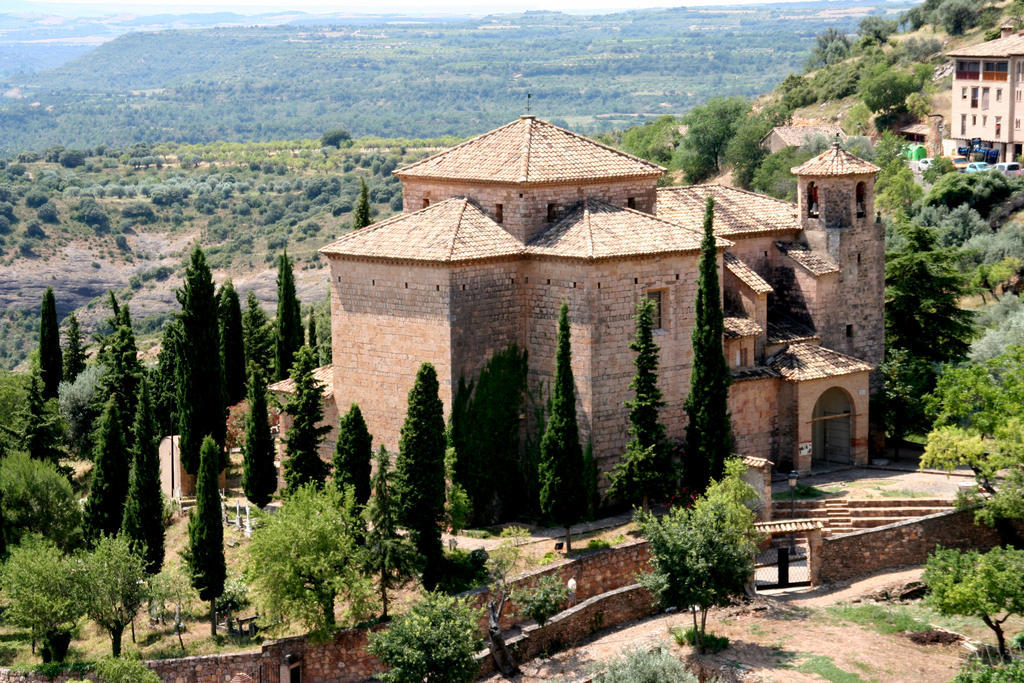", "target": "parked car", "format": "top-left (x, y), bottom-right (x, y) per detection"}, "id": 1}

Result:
top-left (949, 156), bottom-right (970, 170)
top-left (917, 158), bottom-right (933, 171)
top-left (965, 162), bottom-right (993, 173)
top-left (994, 162), bottom-right (1023, 177)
